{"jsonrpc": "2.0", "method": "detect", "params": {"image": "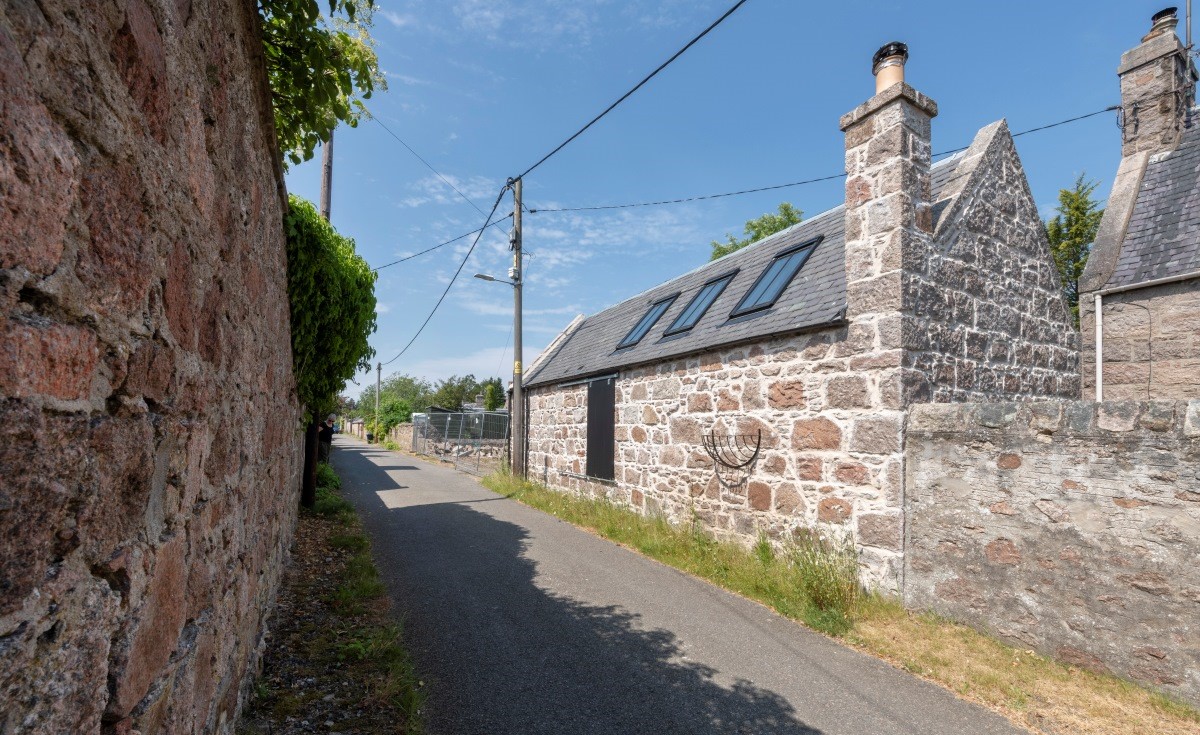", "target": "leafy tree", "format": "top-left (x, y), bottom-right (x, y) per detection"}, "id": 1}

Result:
top-left (431, 374), bottom-right (484, 411)
top-left (1045, 175), bottom-right (1104, 324)
top-left (710, 203), bottom-right (803, 261)
top-left (356, 374), bottom-right (433, 419)
top-left (378, 397), bottom-right (412, 432)
top-left (258, 0), bottom-right (386, 167)
top-left (483, 379), bottom-right (504, 411)
top-left (285, 195), bottom-right (378, 421)
top-left (382, 374), bottom-right (434, 410)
